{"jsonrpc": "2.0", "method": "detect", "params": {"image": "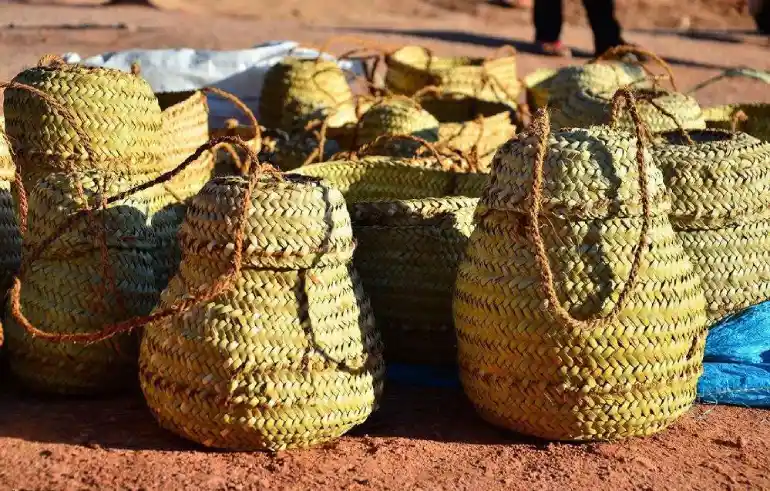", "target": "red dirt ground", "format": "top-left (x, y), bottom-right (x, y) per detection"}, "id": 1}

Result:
top-left (1, 1), bottom-right (769, 489)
